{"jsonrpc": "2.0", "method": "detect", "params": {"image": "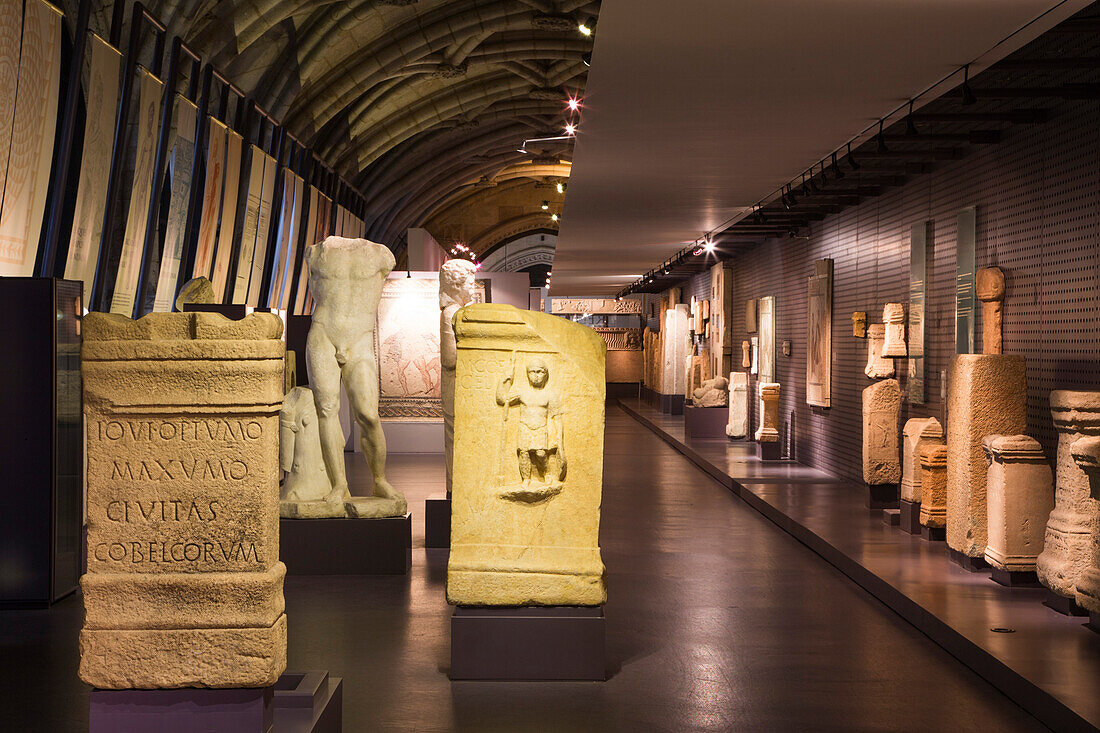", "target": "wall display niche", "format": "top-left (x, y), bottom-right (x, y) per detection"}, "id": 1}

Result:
top-left (806, 259), bottom-right (832, 407)
top-left (908, 222), bottom-right (930, 403)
